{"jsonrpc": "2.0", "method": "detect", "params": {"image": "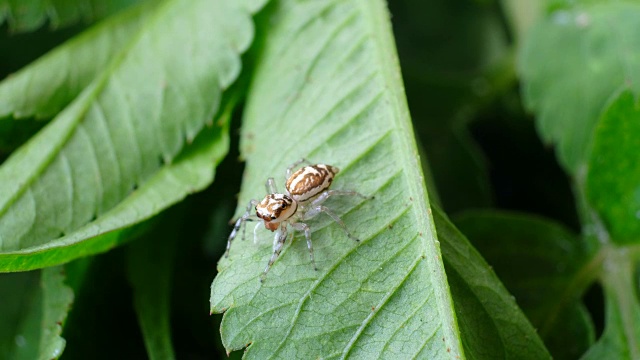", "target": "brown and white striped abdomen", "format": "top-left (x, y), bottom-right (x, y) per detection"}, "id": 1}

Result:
top-left (285, 164), bottom-right (339, 202)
